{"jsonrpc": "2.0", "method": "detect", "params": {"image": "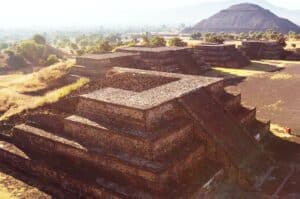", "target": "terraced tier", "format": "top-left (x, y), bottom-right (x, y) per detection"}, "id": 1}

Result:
top-left (208, 89), bottom-right (270, 142)
top-left (11, 123), bottom-right (207, 195)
